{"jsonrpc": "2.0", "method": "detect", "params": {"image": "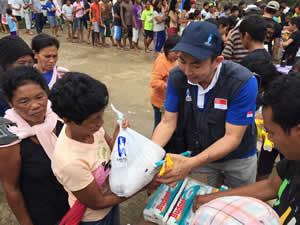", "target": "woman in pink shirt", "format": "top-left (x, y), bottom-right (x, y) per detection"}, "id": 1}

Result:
top-left (73, 0), bottom-right (85, 42)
